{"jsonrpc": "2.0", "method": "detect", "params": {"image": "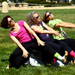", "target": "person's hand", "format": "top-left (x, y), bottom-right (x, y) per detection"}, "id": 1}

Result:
top-left (22, 50), bottom-right (29, 58)
top-left (56, 33), bottom-right (61, 37)
top-left (54, 31), bottom-right (61, 37)
top-left (37, 39), bottom-right (45, 46)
